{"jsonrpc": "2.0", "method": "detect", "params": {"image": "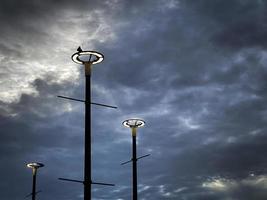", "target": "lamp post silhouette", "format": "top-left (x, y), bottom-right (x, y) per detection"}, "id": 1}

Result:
top-left (27, 162), bottom-right (44, 200)
top-left (122, 118), bottom-right (146, 200)
top-left (58, 47), bottom-right (115, 200)
top-left (73, 49), bottom-right (103, 200)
